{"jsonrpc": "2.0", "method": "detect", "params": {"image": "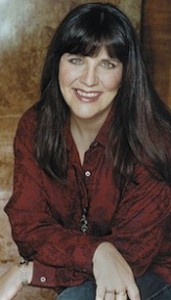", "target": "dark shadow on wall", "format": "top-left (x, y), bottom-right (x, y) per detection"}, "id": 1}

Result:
top-left (141, 0), bottom-right (171, 106)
